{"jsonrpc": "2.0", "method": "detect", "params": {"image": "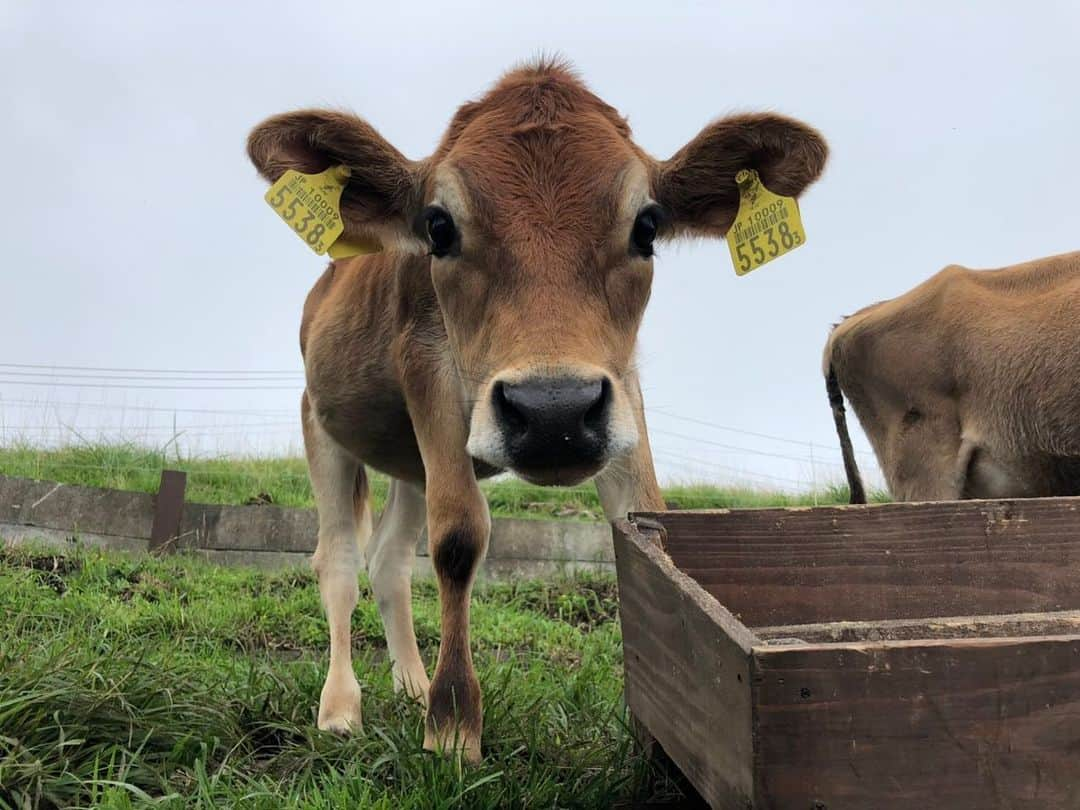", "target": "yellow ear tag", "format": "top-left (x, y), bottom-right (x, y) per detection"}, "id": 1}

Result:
top-left (726, 169), bottom-right (806, 276)
top-left (263, 166), bottom-right (382, 257)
